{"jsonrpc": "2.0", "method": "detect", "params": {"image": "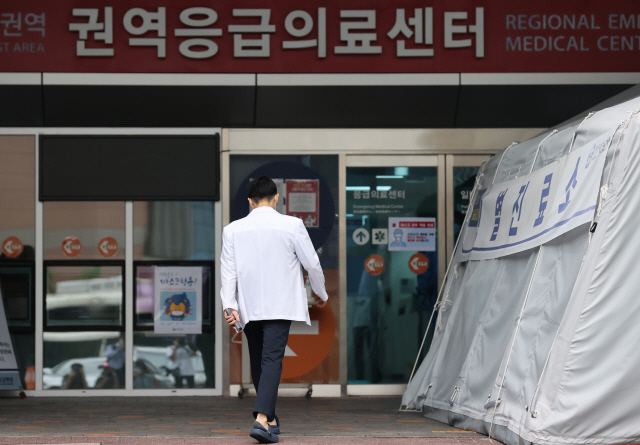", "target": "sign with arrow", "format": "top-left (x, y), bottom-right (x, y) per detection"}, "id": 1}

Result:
top-left (98, 237), bottom-right (119, 258)
top-left (352, 228), bottom-right (370, 245)
top-left (2, 236), bottom-right (23, 258)
top-left (61, 236), bottom-right (82, 257)
top-left (364, 254), bottom-right (385, 276)
top-left (408, 253), bottom-right (430, 274)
